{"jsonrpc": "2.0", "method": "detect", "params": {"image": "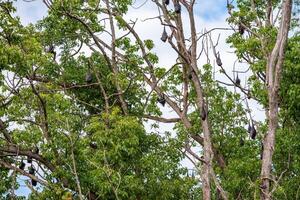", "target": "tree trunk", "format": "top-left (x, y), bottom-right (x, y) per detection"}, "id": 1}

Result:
top-left (191, 75), bottom-right (212, 200)
top-left (260, 0), bottom-right (292, 199)
top-left (202, 121), bottom-right (212, 200)
top-left (260, 90), bottom-right (278, 199)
